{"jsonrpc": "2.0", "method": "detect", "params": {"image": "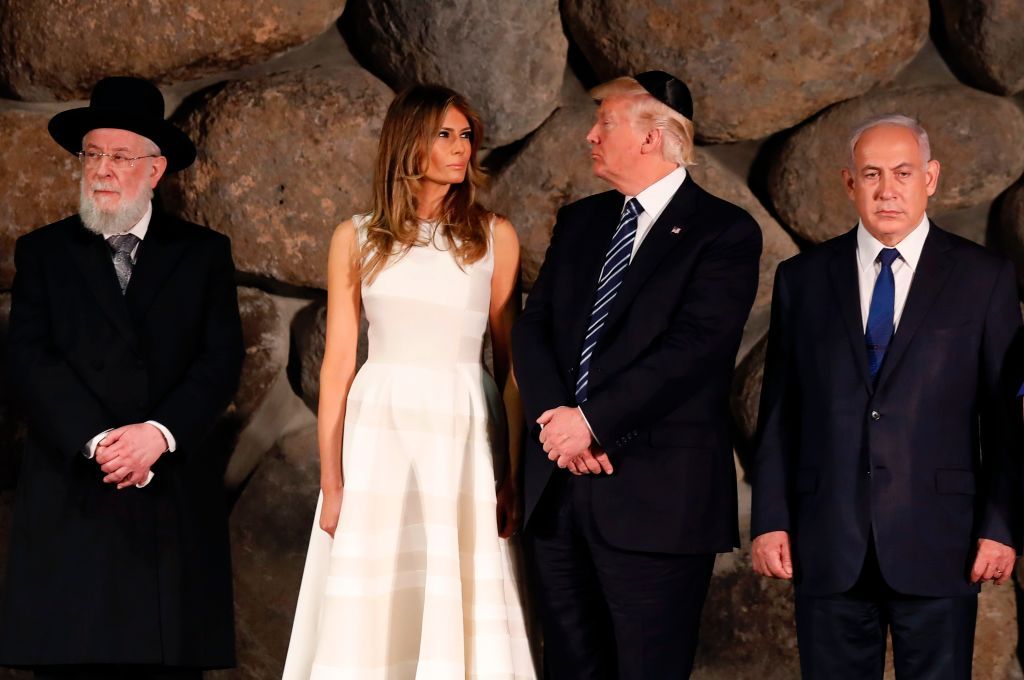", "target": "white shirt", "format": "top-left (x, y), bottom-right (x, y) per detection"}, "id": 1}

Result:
top-left (83, 202), bottom-right (175, 488)
top-left (623, 166), bottom-right (688, 261)
top-left (856, 214), bottom-right (930, 332)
